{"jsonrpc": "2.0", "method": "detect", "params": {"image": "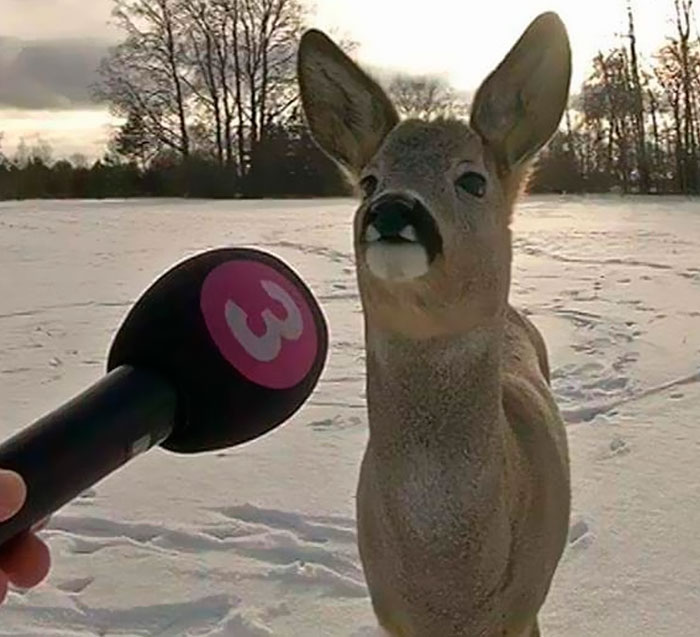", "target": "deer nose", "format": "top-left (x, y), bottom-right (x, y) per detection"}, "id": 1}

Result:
top-left (366, 194), bottom-right (420, 242)
top-left (363, 193), bottom-right (443, 261)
